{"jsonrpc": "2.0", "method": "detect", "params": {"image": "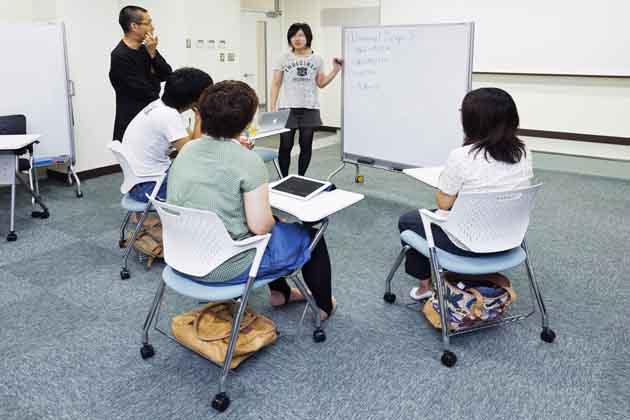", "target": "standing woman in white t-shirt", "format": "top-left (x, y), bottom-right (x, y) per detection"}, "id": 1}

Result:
top-left (399, 87), bottom-right (534, 301)
top-left (270, 22), bottom-right (343, 177)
